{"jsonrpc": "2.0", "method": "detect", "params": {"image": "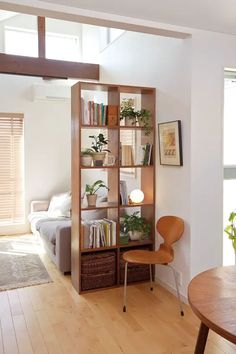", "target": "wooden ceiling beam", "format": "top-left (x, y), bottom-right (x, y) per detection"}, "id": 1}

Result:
top-left (0, 53), bottom-right (99, 80)
top-left (37, 16), bottom-right (46, 58)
